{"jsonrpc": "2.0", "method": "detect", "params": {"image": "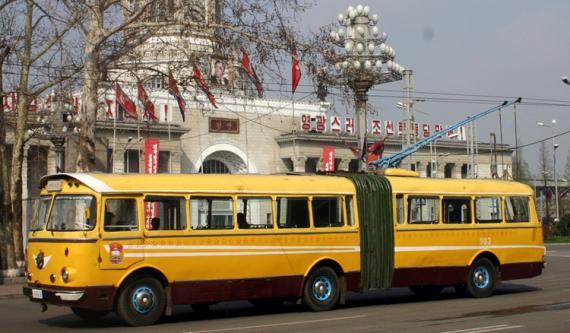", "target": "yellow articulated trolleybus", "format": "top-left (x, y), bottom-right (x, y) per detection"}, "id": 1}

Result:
top-left (24, 169), bottom-right (545, 326)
